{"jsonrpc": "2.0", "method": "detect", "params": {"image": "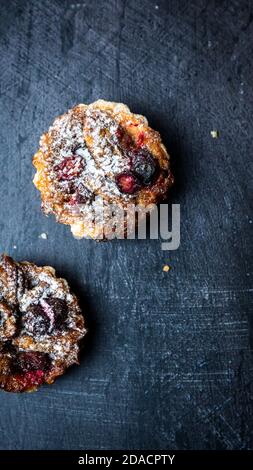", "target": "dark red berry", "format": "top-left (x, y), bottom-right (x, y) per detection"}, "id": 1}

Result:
top-left (40, 297), bottom-right (68, 330)
top-left (130, 149), bottom-right (158, 186)
top-left (24, 370), bottom-right (45, 387)
top-left (54, 156), bottom-right (84, 181)
top-left (14, 370), bottom-right (44, 390)
top-left (115, 172), bottom-right (140, 194)
top-left (14, 369), bottom-right (45, 389)
top-left (12, 351), bottom-right (51, 374)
